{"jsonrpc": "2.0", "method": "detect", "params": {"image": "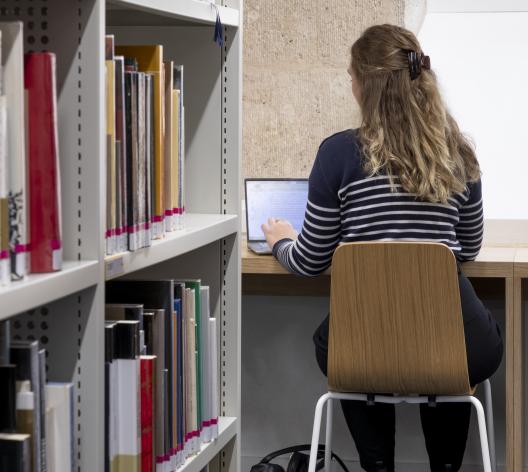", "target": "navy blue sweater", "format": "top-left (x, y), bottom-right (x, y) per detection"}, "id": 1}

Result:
top-left (272, 129), bottom-right (484, 276)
